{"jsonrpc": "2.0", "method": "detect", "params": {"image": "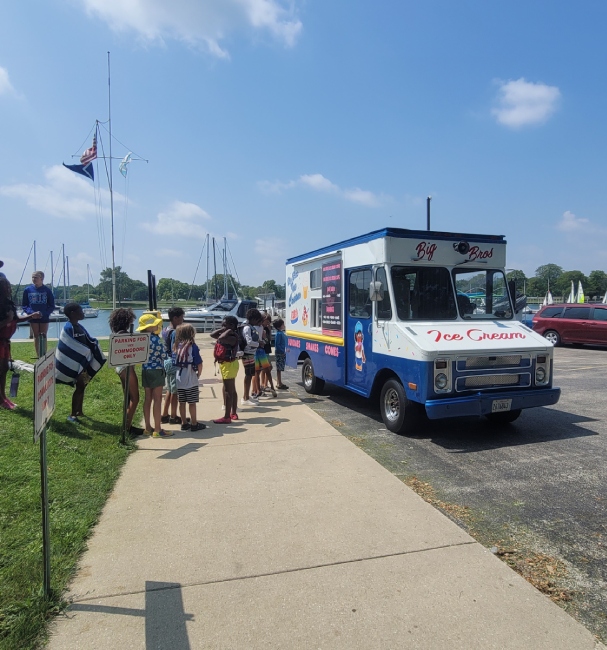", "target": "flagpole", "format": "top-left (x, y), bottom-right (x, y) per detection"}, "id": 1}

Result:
top-left (108, 51), bottom-right (116, 310)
